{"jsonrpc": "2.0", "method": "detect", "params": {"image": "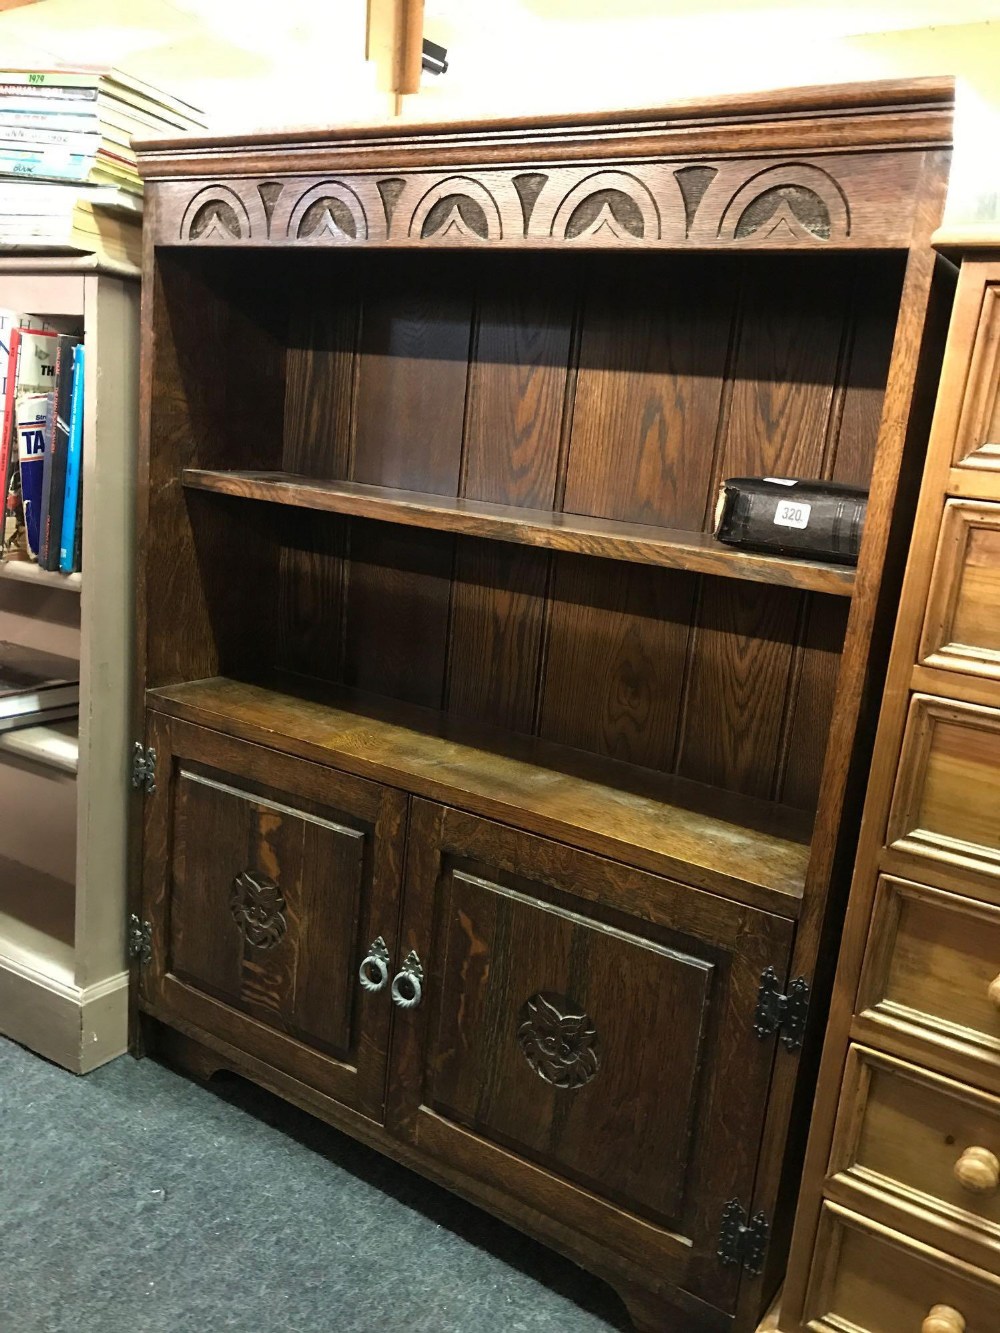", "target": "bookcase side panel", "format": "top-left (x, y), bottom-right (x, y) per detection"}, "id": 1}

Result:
top-left (144, 251), bottom-right (287, 689)
top-left (74, 274), bottom-right (139, 996)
